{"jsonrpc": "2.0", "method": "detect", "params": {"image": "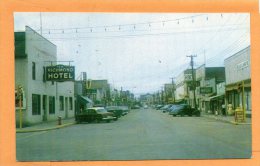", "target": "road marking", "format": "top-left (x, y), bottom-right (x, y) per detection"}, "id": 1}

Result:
top-left (17, 131), bottom-right (48, 141)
